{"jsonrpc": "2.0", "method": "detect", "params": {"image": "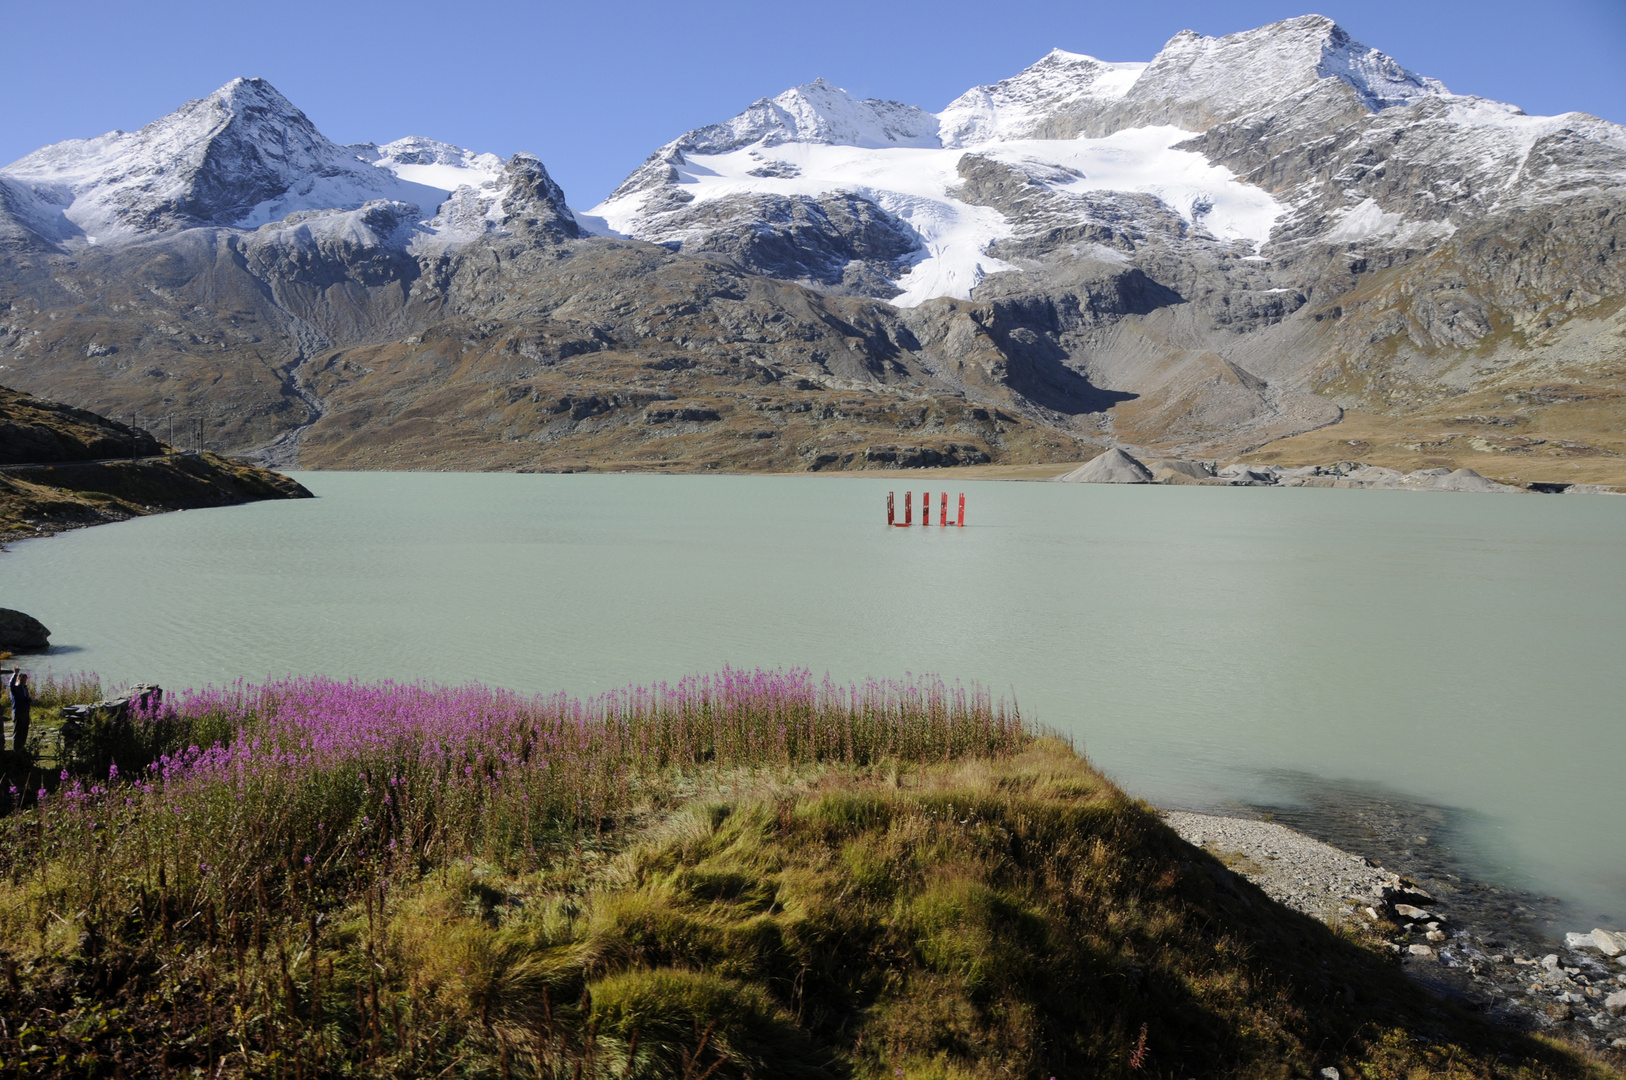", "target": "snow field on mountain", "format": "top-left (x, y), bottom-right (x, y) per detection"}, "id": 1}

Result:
top-left (369, 138), bottom-right (504, 196)
top-left (231, 170), bottom-right (454, 231)
top-left (990, 126), bottom-right (1284, 245)
top-left (586, 126), bottom-right (1284, 307)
